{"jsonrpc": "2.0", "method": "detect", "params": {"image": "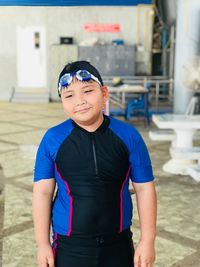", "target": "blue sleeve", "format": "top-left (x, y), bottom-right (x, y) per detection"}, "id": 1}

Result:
top-left (34, 131), bottom-right (55, 182)
top-left (129, 129), bottom-right (154, 183)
